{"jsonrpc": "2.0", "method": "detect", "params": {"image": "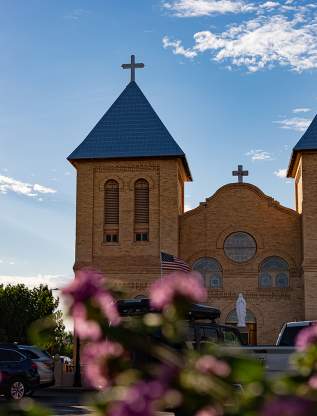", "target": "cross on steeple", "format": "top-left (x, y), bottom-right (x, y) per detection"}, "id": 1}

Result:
top-left (232, 165), bottom-right (249, 183)
top-left (121, 55), bottom-right (144, 82)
